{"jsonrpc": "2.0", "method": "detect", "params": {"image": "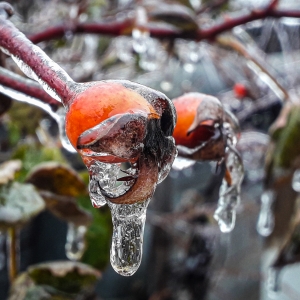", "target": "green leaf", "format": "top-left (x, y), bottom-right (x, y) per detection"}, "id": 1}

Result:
top-left (9, 261), bottom-right (100, 300)
top-left (11, 143), bottom-right (67, 182)
top-left (28, 261), bottom-right (100, 295)
top-left (0, 182), bottom-right (45, 229)
top-left (272, 105), bottom-right (300, 169)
